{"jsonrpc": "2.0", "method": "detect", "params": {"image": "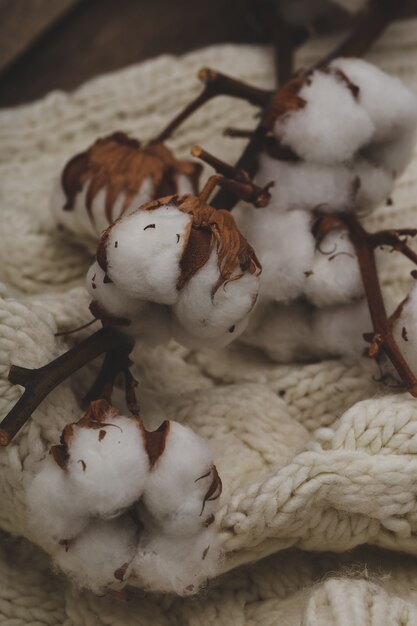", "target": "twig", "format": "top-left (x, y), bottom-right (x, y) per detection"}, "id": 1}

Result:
top-left (0, 328), bottom-right (134, 446)
top-left (329, 213), bottom-right (417, 396)
top-left (192, 146), bottom-right (272, 207)
top-left (212, 0), bottom-right (406, 211)
top-left (154, 68), bottom-right (272, 143)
